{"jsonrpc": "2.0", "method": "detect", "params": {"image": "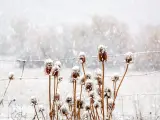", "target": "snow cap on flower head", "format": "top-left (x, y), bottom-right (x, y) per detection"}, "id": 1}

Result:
top-left (31, 96), bottom-right (37, 105)
top-left (79, 52), bottom-right (86, 64)
top-left (104, 87), bottom-right (112, 98)
top-left (60, 104), bottom-right (68, 115)
top-left (52, 65), bottom-right (60, 76)
top-left (39, 105), bottom-right (45, 112)
top-left (54, 60), bottom-right (61, 68)
top-left (8, 72), bottom-right (14, 80)
top-left (44, 58), bottom-right (53, 75)
top-left (86, 71), bottom-right (92, 79)
top-left (45, 58), bottom-right (53, 65)
top-left (71, 66), bottom-right (80, 79)
top-left (125, 52), bottom-right (133, 63)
